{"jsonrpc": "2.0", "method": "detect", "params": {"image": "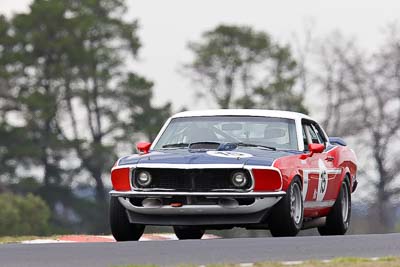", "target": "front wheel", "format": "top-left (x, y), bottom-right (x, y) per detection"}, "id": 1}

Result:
top-left (173, 226), bottom-right (205, 240)
top-left (269, 178), bottom-right (304, 237)
top-left (318, 178), bottom-right (351, 235)
top-left (110, 197), bottom-right (145, 241)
